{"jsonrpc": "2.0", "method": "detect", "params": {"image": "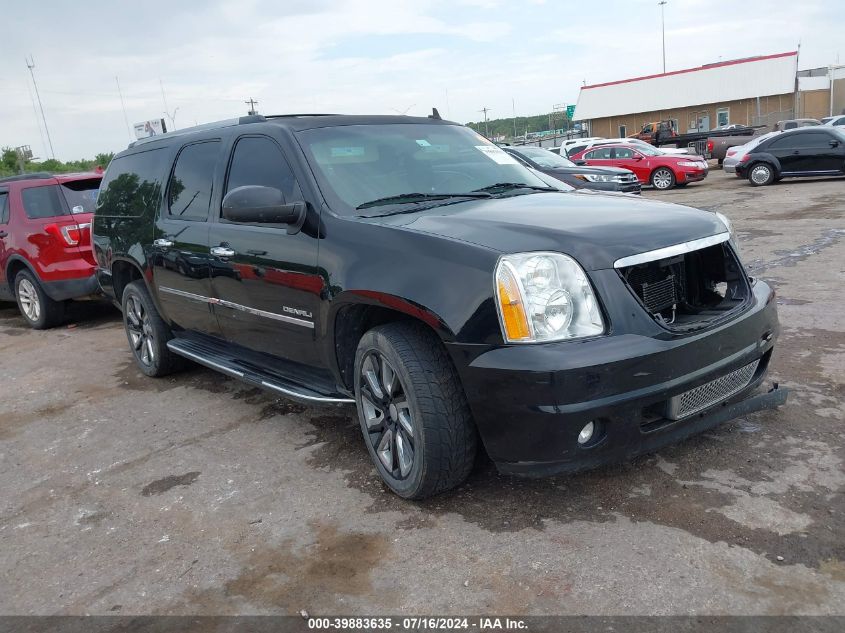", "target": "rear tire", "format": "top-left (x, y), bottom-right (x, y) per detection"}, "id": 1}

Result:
top-left (354, 322), bottom-right (477, 499)
top-left (748, 162), bottom-right (774, 186)
top-left (121, 281), bottom-right (183, 377)
top-left (14, 270), bottom-right (64, 329)
top-left (650, 167), bottom-right (676, 190)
